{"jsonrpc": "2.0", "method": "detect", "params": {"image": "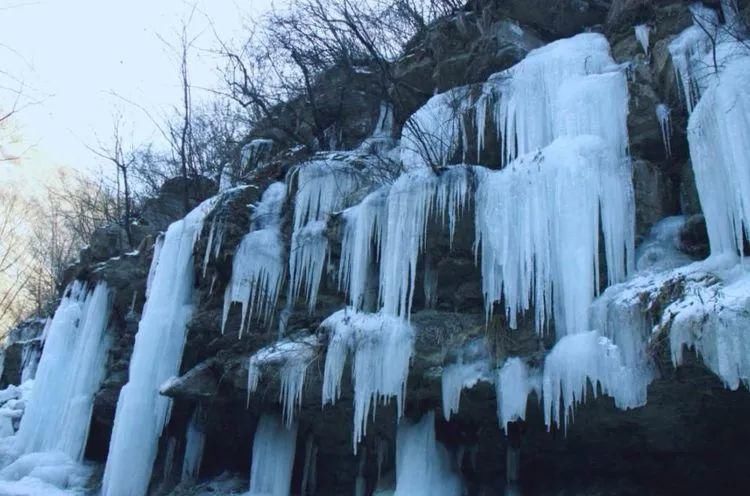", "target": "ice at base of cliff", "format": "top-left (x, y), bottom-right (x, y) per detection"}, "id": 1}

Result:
top-left (102, 195), bottom-right (220, 496)
top-left (667, 261), bottom-right (750, 391)
top-left (393, 412), bottom-right (463, 496)
top-left (634, 216), bottom-right (692, 272)
top-left (0, 451), bottom-right (96, 496)
top-left (246, 414), bottom-right (297, 496)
